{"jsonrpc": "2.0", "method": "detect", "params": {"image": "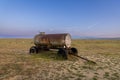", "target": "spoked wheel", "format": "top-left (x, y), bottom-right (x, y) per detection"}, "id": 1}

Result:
top-left (29, 46), bottom-right (38, 54)
top-left (71, 47), bottom-right (78, 56)
top-left (57, 48), bottom-right (68, 59)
